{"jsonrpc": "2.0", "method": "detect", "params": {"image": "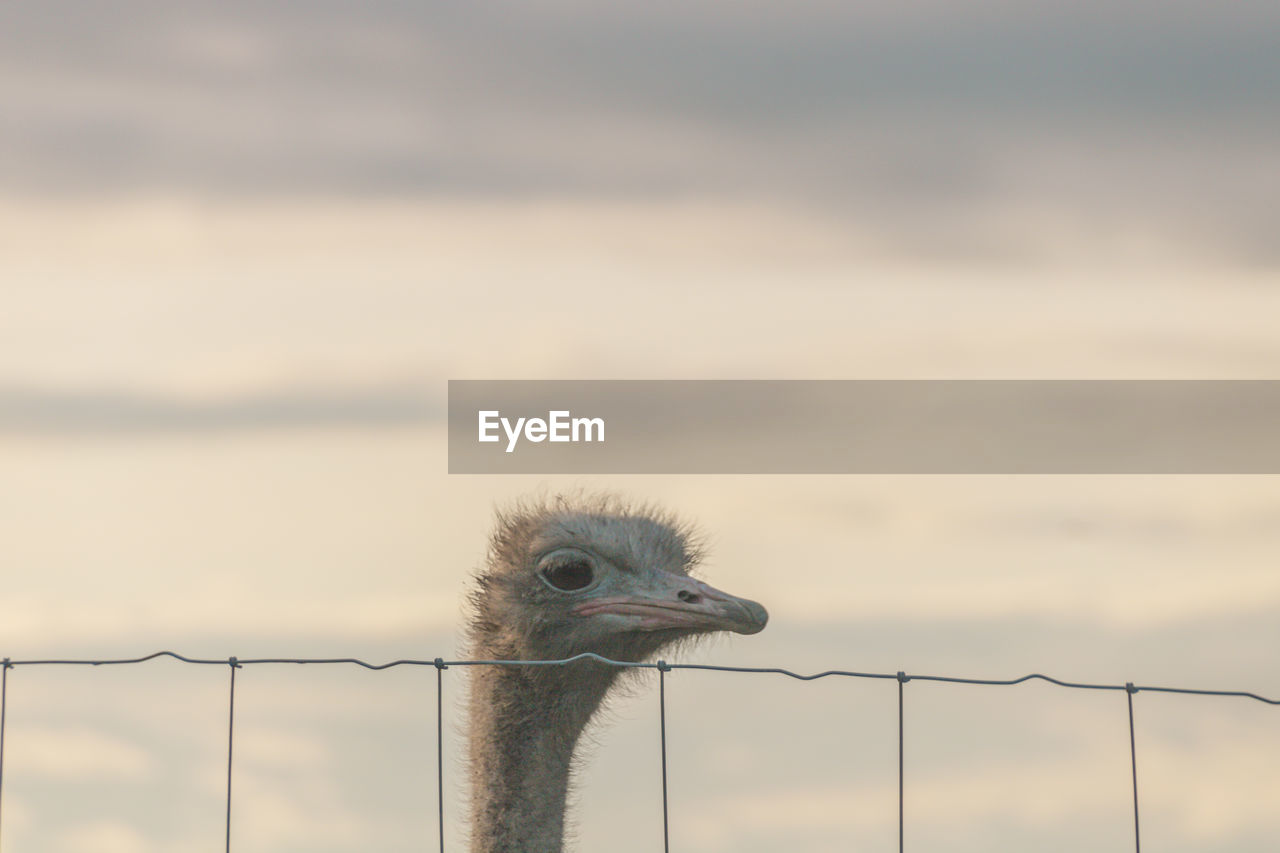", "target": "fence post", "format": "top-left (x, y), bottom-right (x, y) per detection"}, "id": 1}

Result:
top-left (1126, 683), bottom-right (1141, 853)
top-left (225, 657), bottom-right (239, 853)
top-left (897, 671), bottom-right (910, 853)
top-left (434, 658), bottom-right (447, 853)
top-left (0, 658), bottom-right (10, 853)
top-left (658, 661), bottom-right (672, 853)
